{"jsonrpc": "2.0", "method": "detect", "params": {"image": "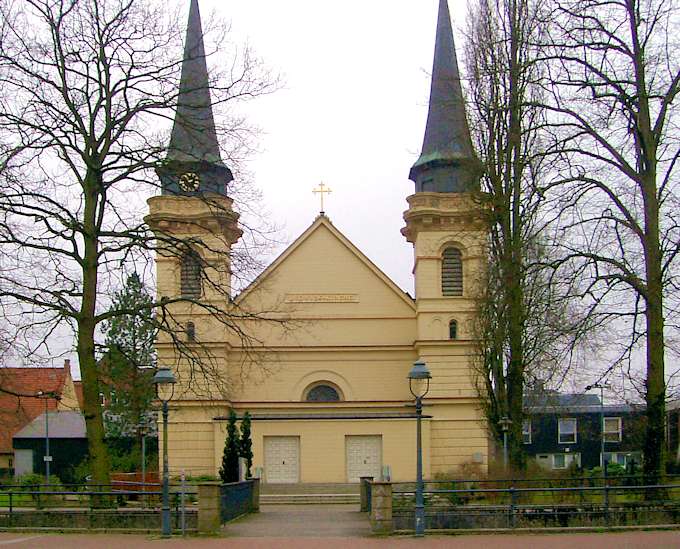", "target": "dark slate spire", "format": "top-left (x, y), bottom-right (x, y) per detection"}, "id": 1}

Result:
top-left (158, 0), bottom-right (232, 196)
top-left (409, 0), bottom-right (479, 193)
